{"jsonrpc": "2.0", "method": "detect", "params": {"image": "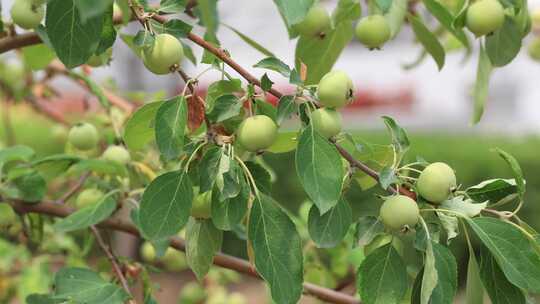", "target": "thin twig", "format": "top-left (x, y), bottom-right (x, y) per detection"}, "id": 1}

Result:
top-left (57, 172), bottom-right (91, 204)
top-left (90, 225), bottom-right (136, 304)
